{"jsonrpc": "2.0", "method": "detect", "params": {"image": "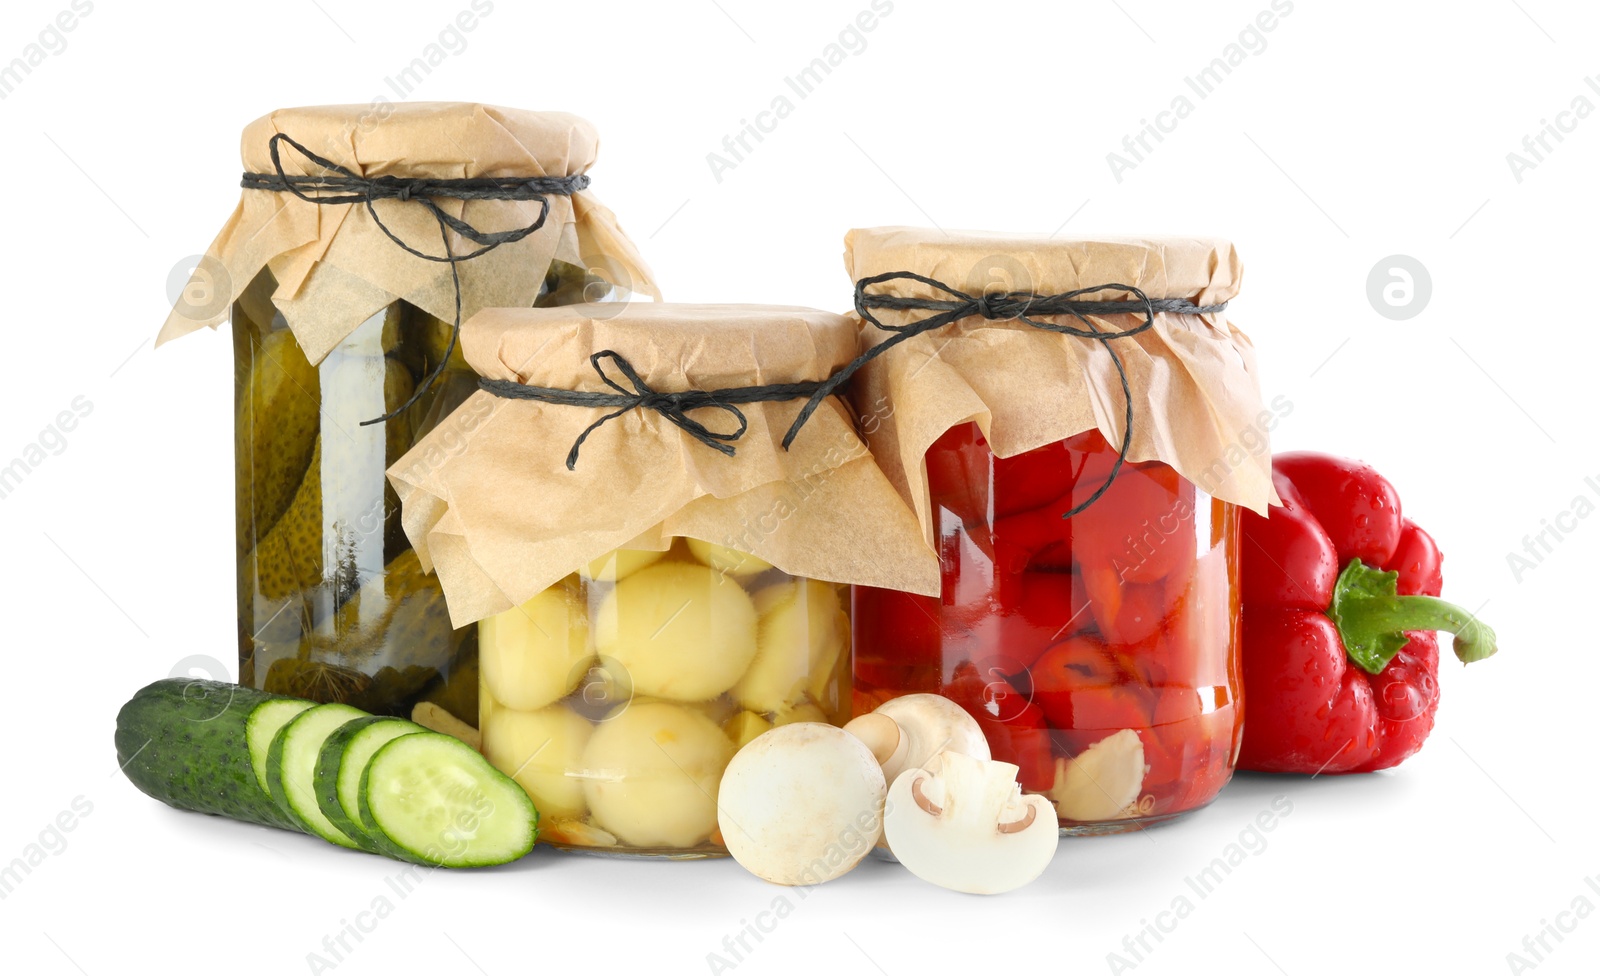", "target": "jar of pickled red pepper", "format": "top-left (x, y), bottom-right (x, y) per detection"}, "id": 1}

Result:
top-left (156, 103), bottom-right (658, 723)
top-left (389, 303), bottom-right (934, 855)
top-left (841, 228), bottom-right (1279, 832)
